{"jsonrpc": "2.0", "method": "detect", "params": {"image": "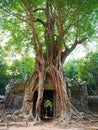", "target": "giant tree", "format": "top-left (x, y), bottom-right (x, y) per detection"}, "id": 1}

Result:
top-left (0, 0), bottom-right (98, 122)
